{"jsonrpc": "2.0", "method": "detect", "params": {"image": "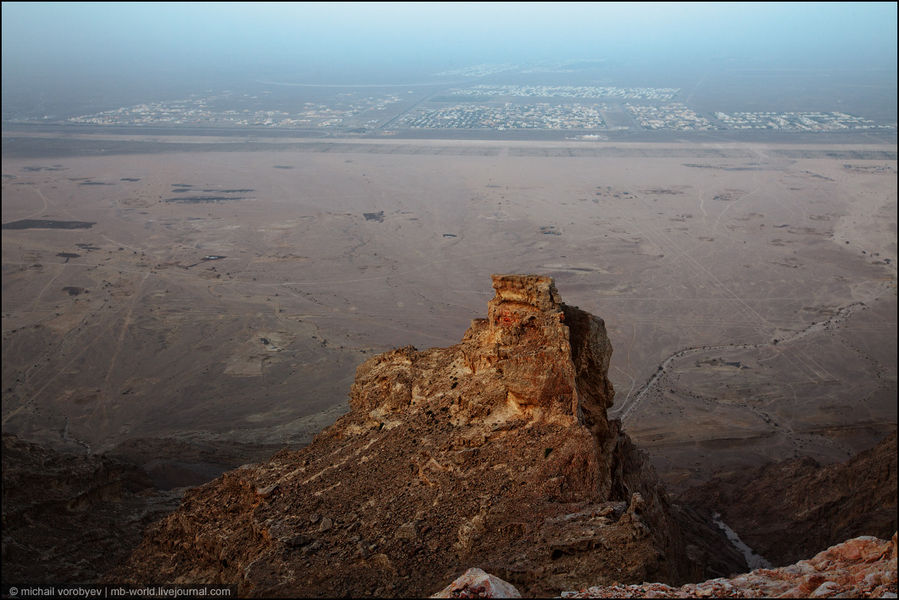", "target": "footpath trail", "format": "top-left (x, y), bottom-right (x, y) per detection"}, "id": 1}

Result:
top-left (612, 290), bottom-right (883, 423)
